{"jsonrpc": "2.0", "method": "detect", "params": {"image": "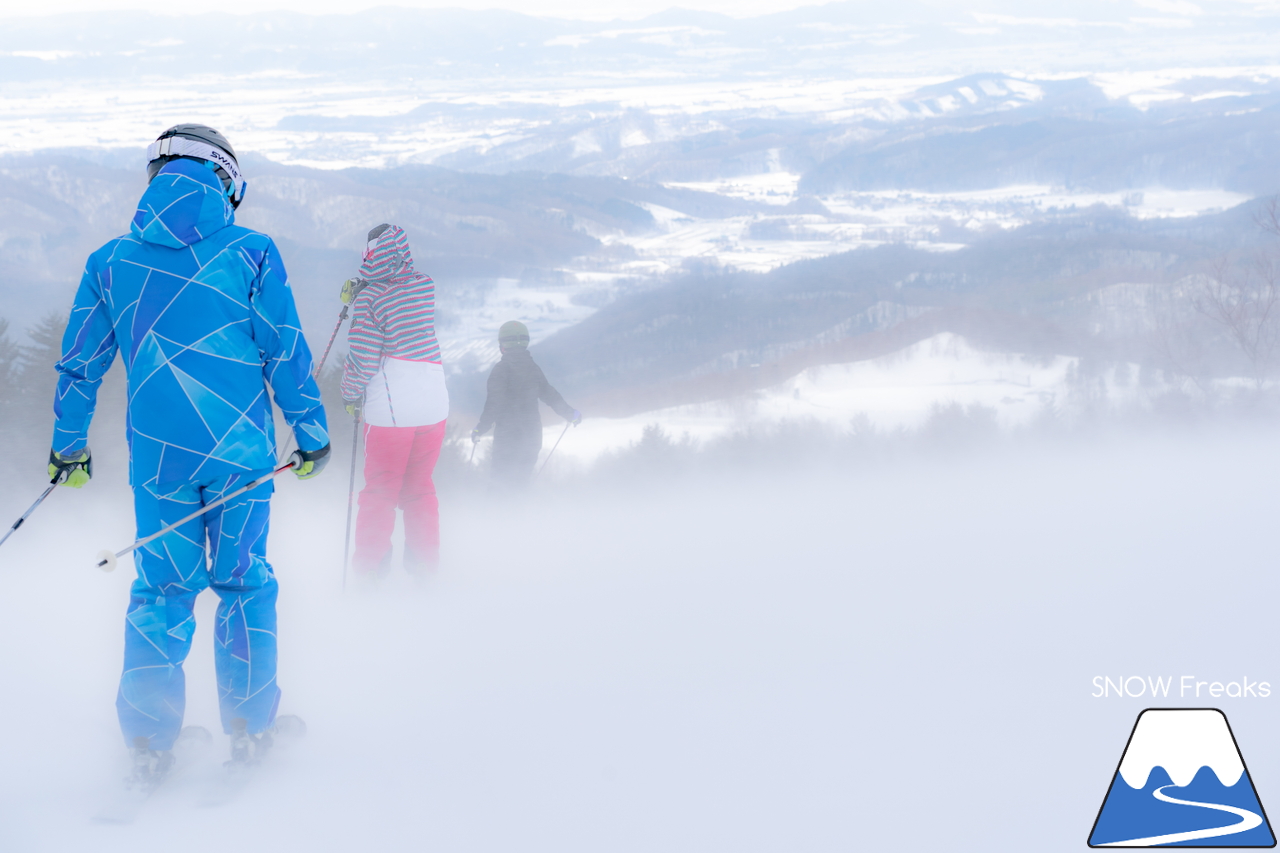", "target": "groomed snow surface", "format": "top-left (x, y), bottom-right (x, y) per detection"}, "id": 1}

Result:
top-left (2, 424), bottom-right (1280, 851)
